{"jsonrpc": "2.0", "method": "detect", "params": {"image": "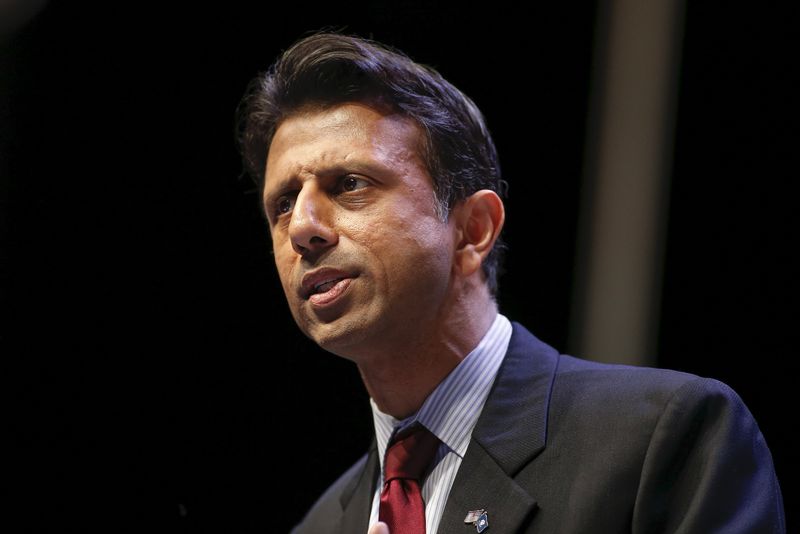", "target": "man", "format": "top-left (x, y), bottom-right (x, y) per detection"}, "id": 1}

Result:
top-left (236, 33), bottom-right (785, 533)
